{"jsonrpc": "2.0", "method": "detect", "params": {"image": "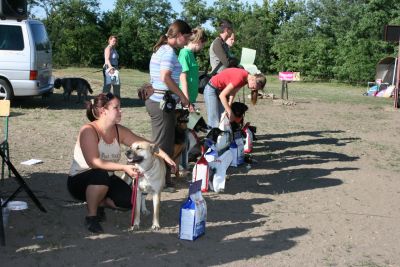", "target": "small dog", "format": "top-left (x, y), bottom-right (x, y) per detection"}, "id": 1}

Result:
top-left (231, 102), bottom-right (249, 132)
top-left (54, 77), bottom-right (93, 102)
top-left (126, 141), bottom-right (166, 230)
